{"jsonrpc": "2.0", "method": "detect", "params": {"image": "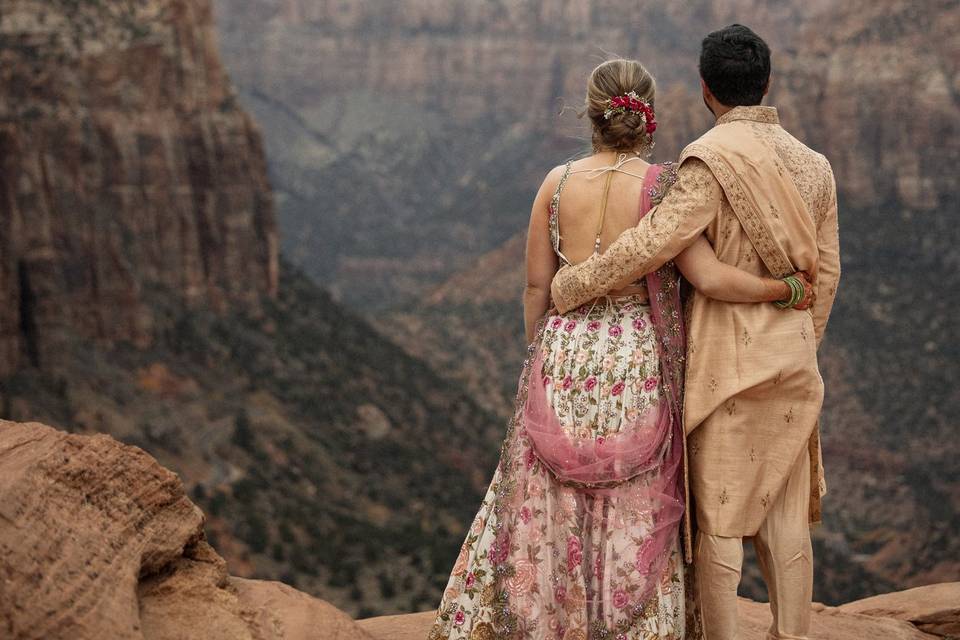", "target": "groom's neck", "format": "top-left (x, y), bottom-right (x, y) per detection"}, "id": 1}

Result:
top-left (711, 102), bottom-right (736, 121)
